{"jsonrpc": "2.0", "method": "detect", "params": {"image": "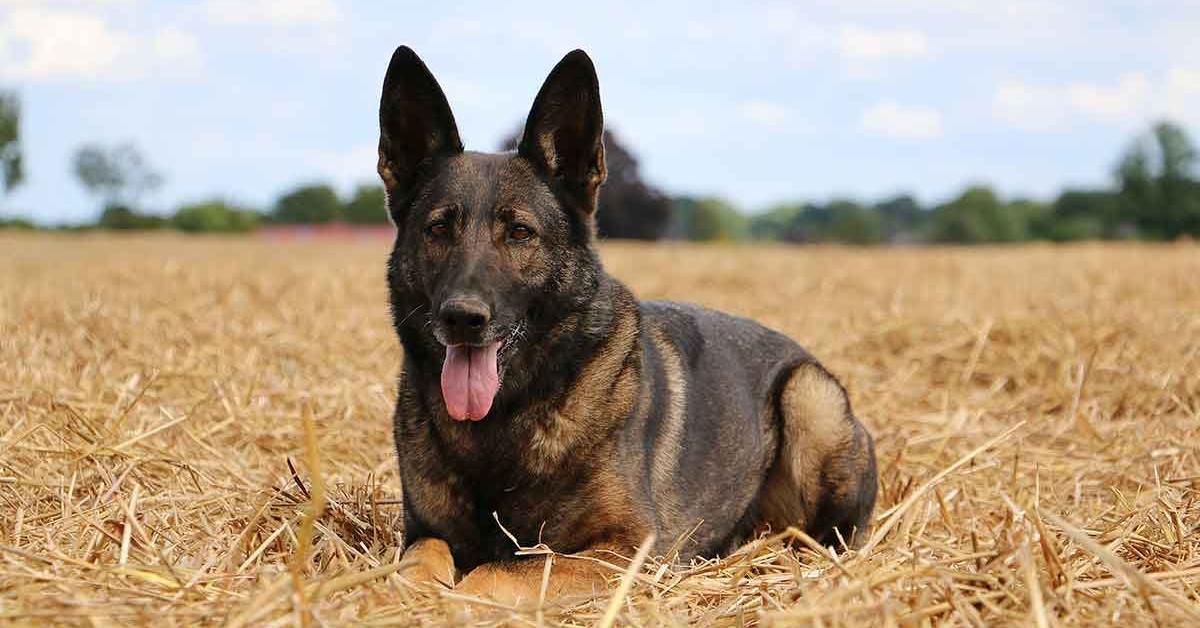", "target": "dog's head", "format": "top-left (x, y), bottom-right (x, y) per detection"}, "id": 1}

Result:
top-left (378, 47), bottom-right (608, 422)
